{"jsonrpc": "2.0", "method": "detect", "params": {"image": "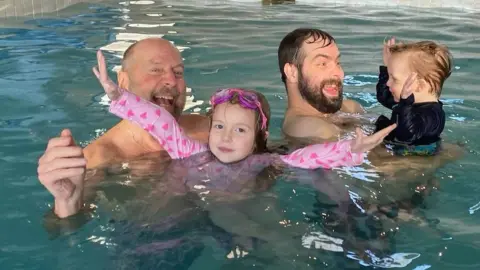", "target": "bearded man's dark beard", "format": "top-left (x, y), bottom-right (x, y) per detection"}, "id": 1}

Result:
top-left (298, 73), bottom-right (344, 114)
